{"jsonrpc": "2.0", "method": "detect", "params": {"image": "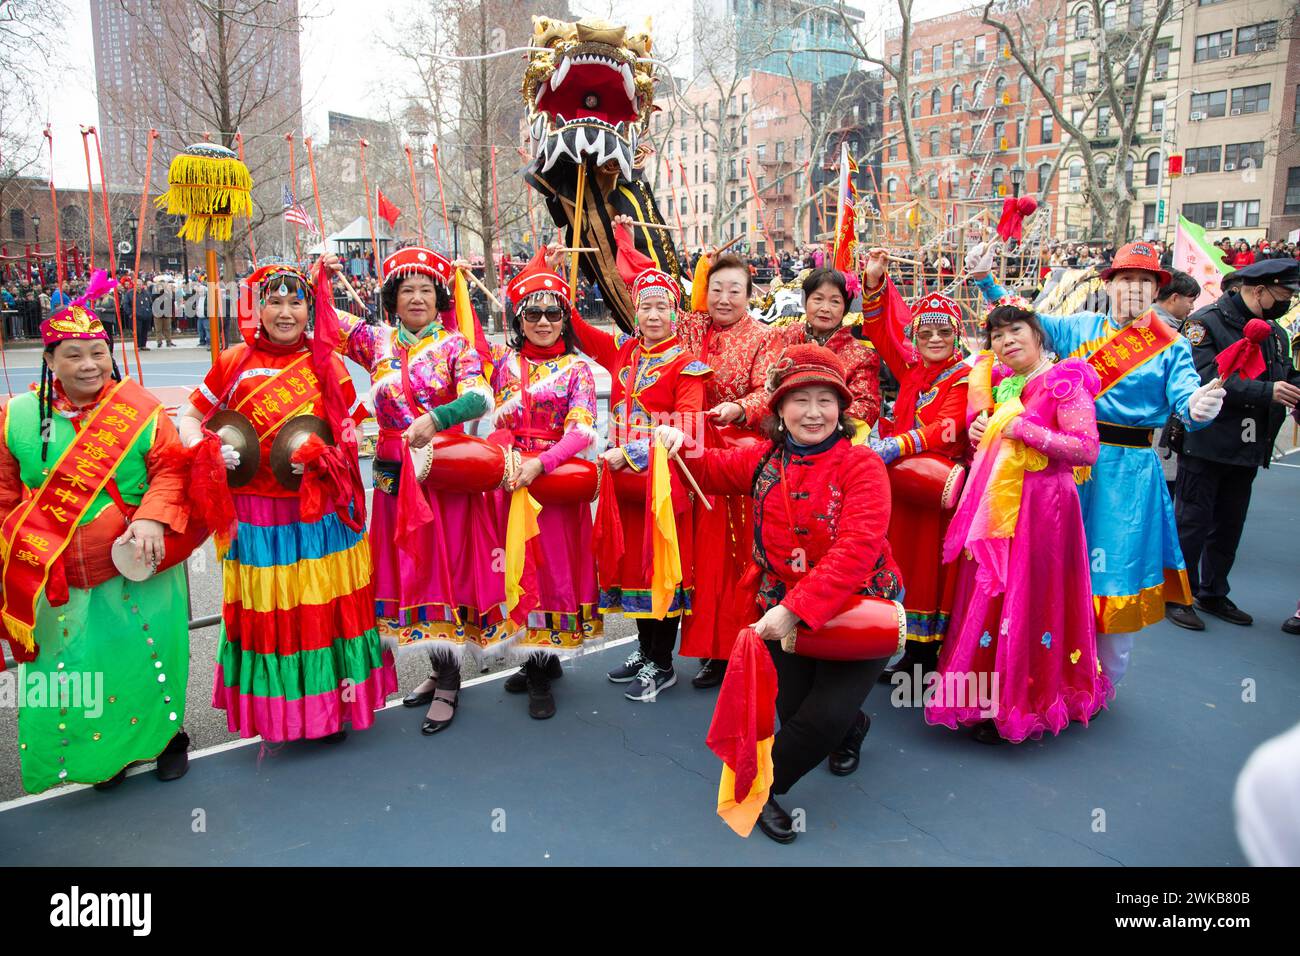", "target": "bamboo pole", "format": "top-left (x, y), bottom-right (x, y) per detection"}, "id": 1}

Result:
top-left (569, 162), bottom-right (588, 299)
